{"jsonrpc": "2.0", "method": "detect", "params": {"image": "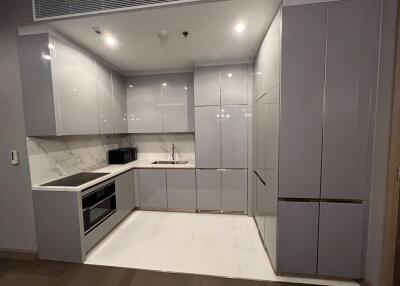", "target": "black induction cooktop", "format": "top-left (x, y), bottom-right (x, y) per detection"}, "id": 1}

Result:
top-left (40, 172), bottom-right (110, 187)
